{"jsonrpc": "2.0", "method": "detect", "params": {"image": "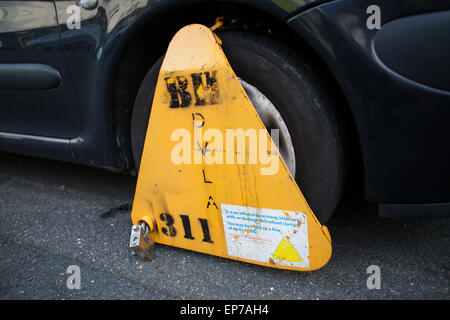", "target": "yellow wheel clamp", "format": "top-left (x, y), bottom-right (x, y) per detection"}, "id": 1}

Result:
top-left (129, 24), bottom-right (332, 271)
